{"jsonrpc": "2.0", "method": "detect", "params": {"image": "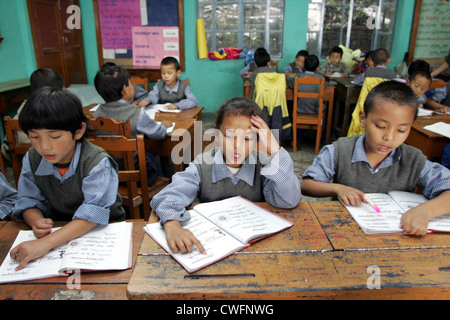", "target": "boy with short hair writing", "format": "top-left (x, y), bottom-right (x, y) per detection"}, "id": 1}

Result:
top-left (317, 46), bottom-right (352, 77)
top-left (301, 81), bottom-right (450, 236)
top-left (283, 50), bottom-right (309, 76)
top-left (145, 56), bottom-right (197, 110)
top-left (406, 70), bottom-right (432, 108)
top-left (354, 48), bottom-right (397, 85)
